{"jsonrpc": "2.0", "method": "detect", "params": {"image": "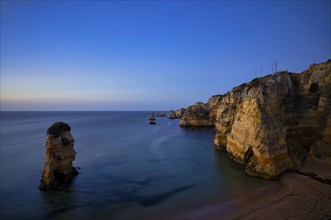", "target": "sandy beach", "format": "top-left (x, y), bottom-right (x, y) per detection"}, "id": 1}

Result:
top-left (174, 157), bottom-right (331, 220)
